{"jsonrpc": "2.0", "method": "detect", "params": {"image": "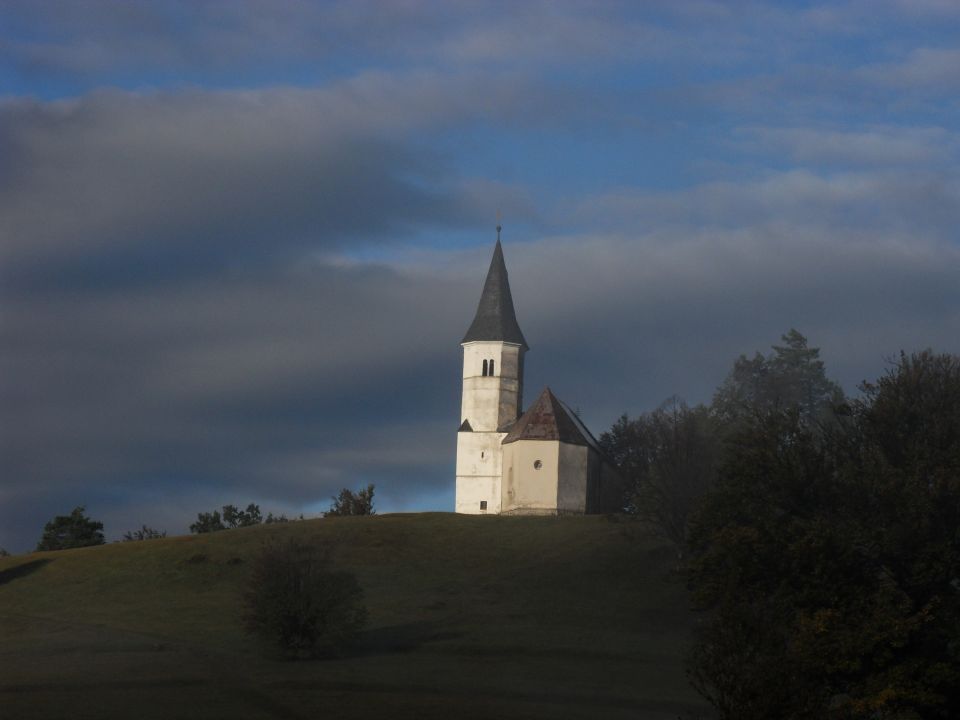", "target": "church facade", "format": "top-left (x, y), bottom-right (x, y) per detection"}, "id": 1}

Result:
top-left (455, 229), bottom-right (618, 515)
